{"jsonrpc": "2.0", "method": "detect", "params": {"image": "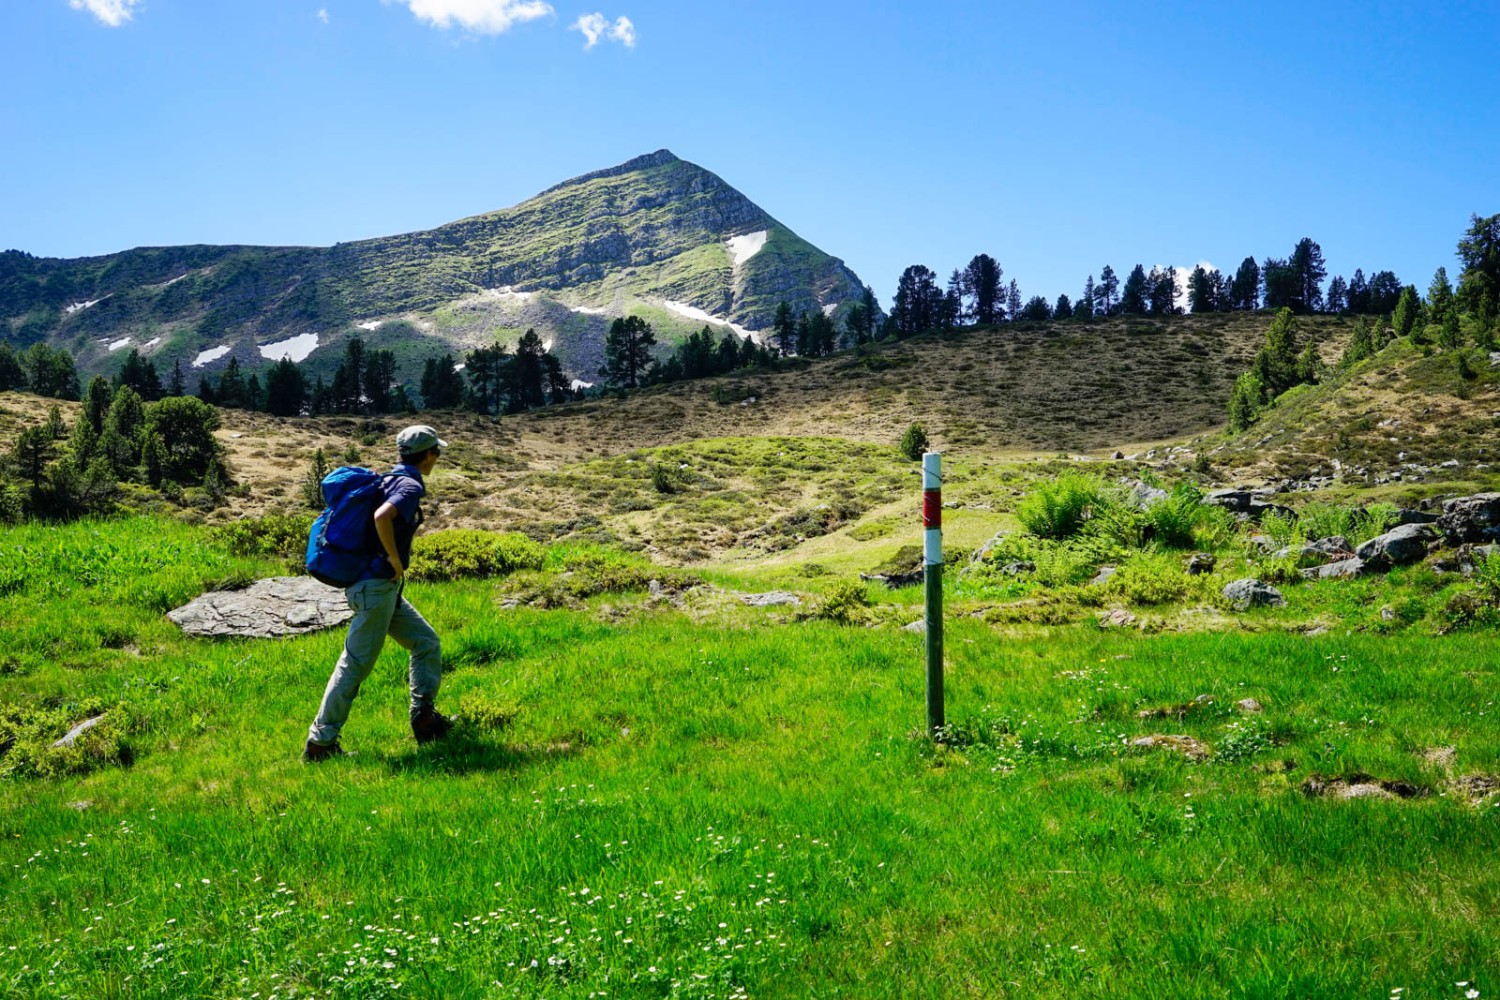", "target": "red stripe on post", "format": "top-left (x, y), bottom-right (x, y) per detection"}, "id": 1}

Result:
top-left (923, 490), bottom-right (942, 529)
